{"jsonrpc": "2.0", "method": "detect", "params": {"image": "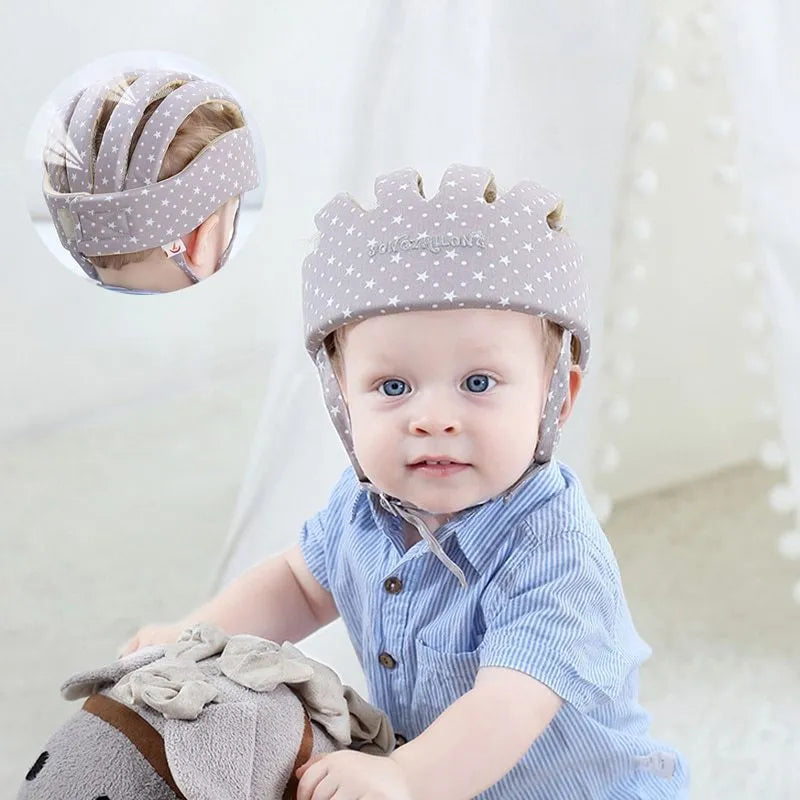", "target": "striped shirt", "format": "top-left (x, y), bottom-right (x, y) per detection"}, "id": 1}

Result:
top-left (299, 459), bottom-right (690, 798)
